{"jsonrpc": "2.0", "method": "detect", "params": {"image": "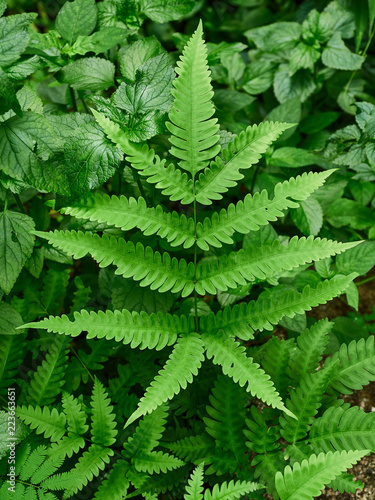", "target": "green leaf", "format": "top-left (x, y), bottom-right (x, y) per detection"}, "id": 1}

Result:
top-left (113, 53), bottom-right (174, 114)
top-left (166, 21), bottom-right (220, 177)
top-left (275, 450), bottom-right (368, 500)
top-left (309, 405), bottom-right (375, 453)
top-left (62, 193), bottom-right (195, 248)
top-left (195, 121), bottom-right (292, 205)
top-left (322, 33), bottom-right (364, 70)
top-left (0, 112), bottom-right (66, 194)
top-left (0, 13), bottom-right (37, 67)
top-left (33, 229), bottom-right (195, 296)
top-left (202, 331), bottom-right (293, 417)
top-left (63, 122), bottom-right (123, 198)
top-left (125, 333), bottom-right (205, 427)
top-left (56, 57), bottom-right (115, 92)
top-left (242, 61), bottom-right (275, 95)
top-left (345, 281), bottom-right (359, 310)
top-left (184, 464), bottom-right (204, 500)
top-left (139, 0), bottom-right (195, 23)
top-left (70, 28), bottom-right (128, 55)
top-left (4, 54), bottom-right (45, 81)
top-left (300, 112), bottom-right (340, 134)
top-left (204, 479), bottom-right (260, 500)
top-left (336, 240), bottom-right (375, 276)
top-left (133, 450), bottom-right (184, 474)
top-left (16, 405), bottom-right (66, 442)
top-left (326, 199), bottom-right (374, 229)
top-left (0, 68), bottom-right (22, 117)
top-left (289, 42), bottom-right (320, 76)
top-left (274, 65), bottom-right (316, 104)
top-left (56, 0), bottom-right (97, 44)
top-left (25, 305), bottom-right (191, 351)
top-left (269, 147), bottom-right (318, 168)
top-left (0, 210), bottom-right (35, 294)
top-left (0, 302), bottom-right (23, 335)
top-left (91, 378), bottom-right (117, 447)
top-left (0, 0), bottom-right (6, 17)
top-left (290, 198), bottom-right (323, 236)
top-left (245, 22), bottom-right (301, 52)
top-left (118, 35), bottom-right (163, 81)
